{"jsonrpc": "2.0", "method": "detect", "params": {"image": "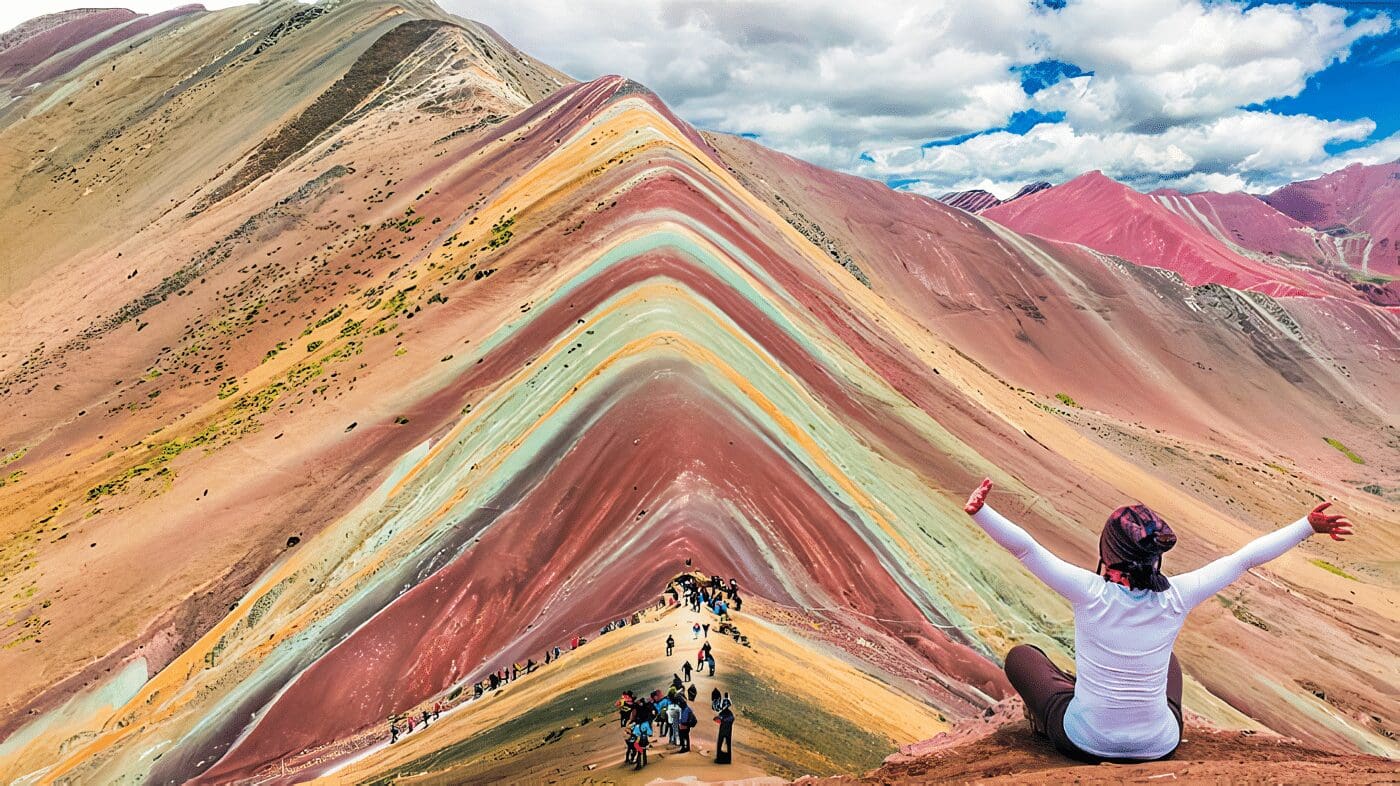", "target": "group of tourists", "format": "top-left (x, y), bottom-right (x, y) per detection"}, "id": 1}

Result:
top-left (617, 643), bottom-right (738, 769)
top-left (387, 632), bottom-right (590, 743)
top-left (384, 568), bottom-right (750, 770)
top-left (388, 701), bottom-right (443, 744)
